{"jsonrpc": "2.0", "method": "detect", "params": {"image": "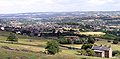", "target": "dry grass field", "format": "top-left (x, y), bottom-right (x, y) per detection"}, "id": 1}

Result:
top-left (74, 32), bottom-right (106, 36)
